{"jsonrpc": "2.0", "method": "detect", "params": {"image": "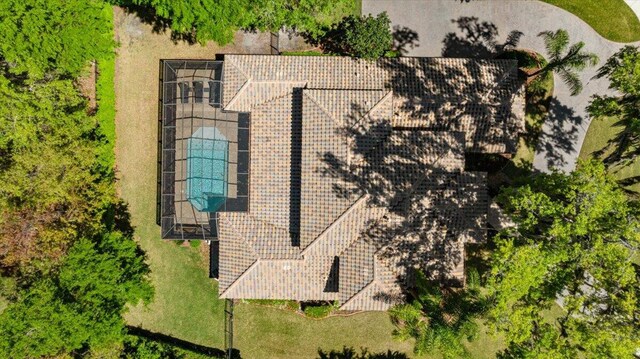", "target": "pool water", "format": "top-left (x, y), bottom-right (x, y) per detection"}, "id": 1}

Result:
top-left (187, 127), bottom-right (228, 212)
